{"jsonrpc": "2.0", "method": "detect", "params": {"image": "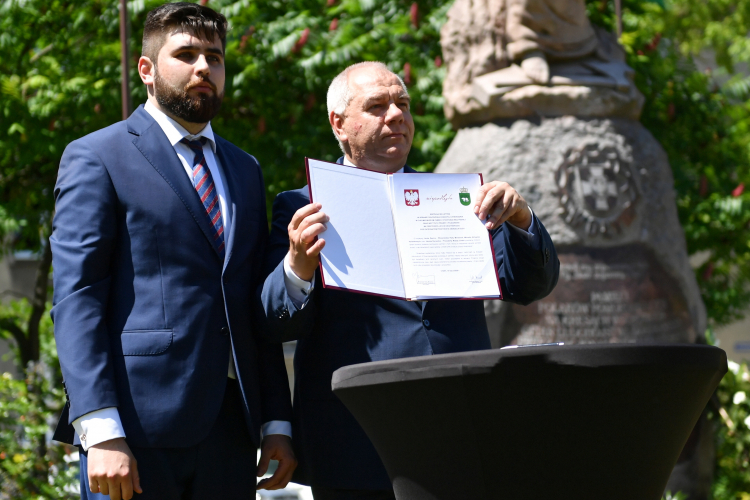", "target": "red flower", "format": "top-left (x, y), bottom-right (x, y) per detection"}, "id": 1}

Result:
top-left (258, 117), bottom-right (266, 135)
top-left (199, 0), bottom-right (208, 5)
top-left (403, 62), bottom-right (412, 85)
top-left (305, 94), bottom-right (317, 111)
top-left (241, 26), bottom-right (255, 50)
top-left (410, 3), bottom-right (419, 28)
top-left (292, 28), bottom-right (310, 53)
top-left (667, 102), bottom-right (675, 121)
top-left (644, 33), bottom-right (662, 52)
top-left (699, 175), bottom-right (708, 197)
top-left (329, 18), bottom-right (338, 31)
top-left (732, 183), bottom-right (745, 197)
top-left (434, 56), bottom-right (442, 68)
